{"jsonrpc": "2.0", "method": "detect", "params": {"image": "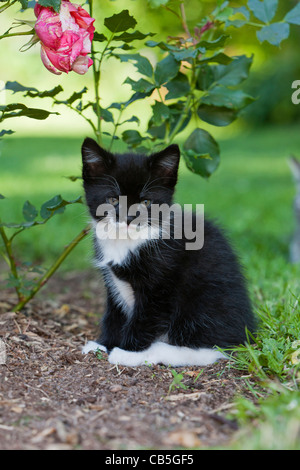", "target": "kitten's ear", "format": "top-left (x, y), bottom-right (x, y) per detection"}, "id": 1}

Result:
top-left (81, 137), bottom-right (114, 180)
top-left (289, 156), bottom-right (300, 182)
top-left (149, 144), bottom-right (180, 186)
